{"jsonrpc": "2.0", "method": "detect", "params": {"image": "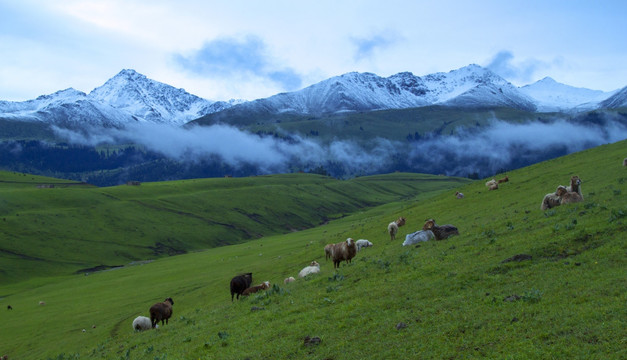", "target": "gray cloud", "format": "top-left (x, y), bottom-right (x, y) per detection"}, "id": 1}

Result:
top-left (351, 32), bottom-right (399, 61)
top-left (174, 36), bottom-right (302, 91)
